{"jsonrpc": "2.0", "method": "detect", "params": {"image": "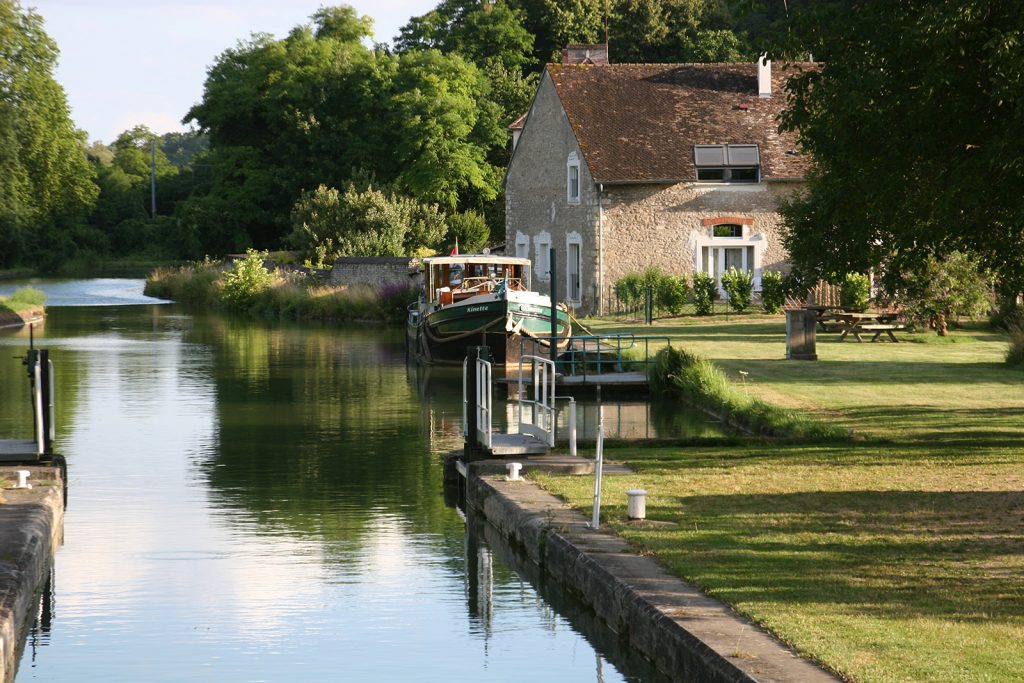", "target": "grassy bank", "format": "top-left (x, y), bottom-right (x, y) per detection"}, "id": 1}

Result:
top-left (534, 314), bottom-right (1023, 682)
top-left (650, 346), bottom-right (847, 439)
top-left (145, 253), bottom-right (416, 323)
top-left (0, 287), bottom-right (46, 327)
